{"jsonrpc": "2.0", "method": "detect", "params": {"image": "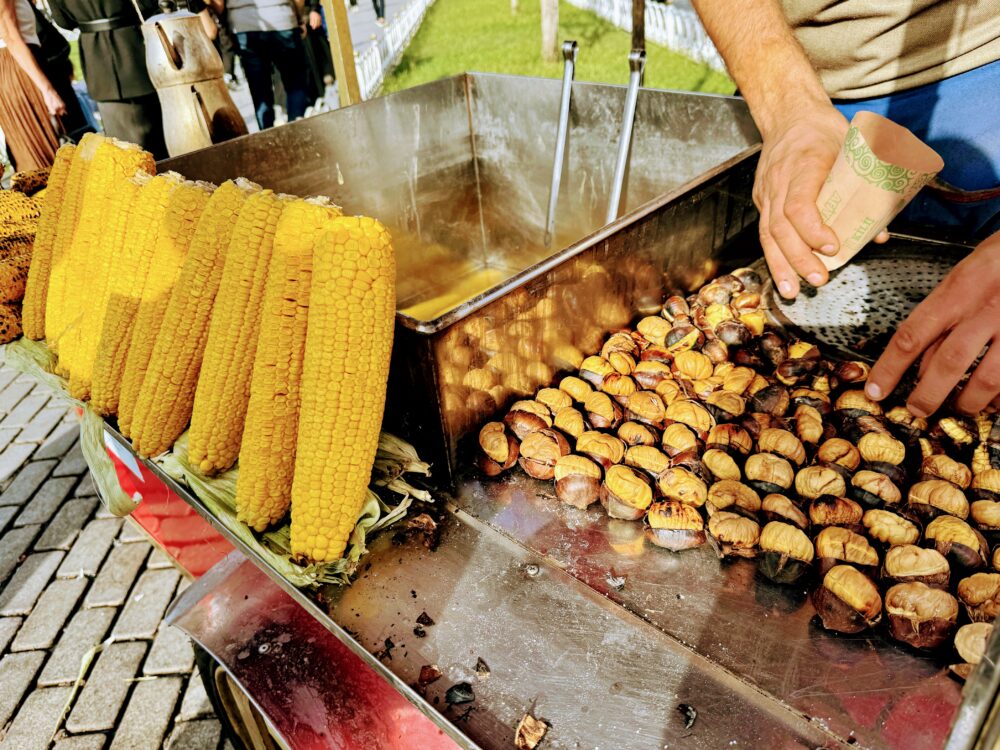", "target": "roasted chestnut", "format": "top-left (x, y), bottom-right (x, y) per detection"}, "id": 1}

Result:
top-left (579, 355), bottom-right (615, 387)
top-left (535, 387), bottom-right (572, 414)
top-left (745, 453), bottom-right (795, 496)
top-left (657, 467), bottom-right (708, 508)
top-left (935, 415), bottom-right (977, 450)
top-left (924, 515), bottom-right (988, 573)
top-left (885, 405), bottom-right (928, 442)
top-left (477, 422), bottom-right (519, 476)
top-left (633, 361), bottom-right (673, 390)
top-left (702, 338), bottom-right (730, 365)
top-left (645, 500), bottom-right (706, 551)
top-left (661, 294), bottom-right (690, 322)
top-left (971, 500), bottom-right (1000, 541)
top-left (759, 331), bottom-right (788, 368)
top-left (808, 496), bottom-right (864, 530)
top-left (584, 391), bottom-right (623, 430)
top-left (921, 455), bottom-right (972, 490)
top-left (601, 373), bottom-right (638, 401)
top-left (661, 423), bottom-right (700, 459)
top-left (670, 449), bottom-right (713, 486)
top-left (812, 565), bottom-right (882, 633)
top-left (863, 509), bottom-right (921, 549)
top-left (972, 469), bottom-right (1000, 502)
top-left (672, 350), bottom-right (714, 381)
top-left (600, 465), bottom-right (654, 520)
top-left (721, 366), bottom-right (755, 396)
top-left (817, 438), bottom-right (861, 482)
top-left (882, 545), bottom-right (950, 590)
top-left (850, 470), bottom-right (902, 509)
top-left (739, 310), bottom-right (767, 337)
top-left (952, 622), bottom-right (993, 680)
top-left (835, 389), bottom-right (883, 418)
top-left (731, 267), bottom-right (763, 294)
top-left (757, 428), bottom-right (807, 467)
top-left (884, 582), bottom-right (958, 650)
top-left (518, 429), bottom-right (570, 480)
top-left (666, 326), bottom-right (705, 354)
top-left (814, 526), bottom-right (879, 576)
top-left (617, 421), bottom-right (658, 447)
top-left (707, 511), bottom-right (760, 559)
top-left (833, 360), bottom-right (870, 385)
top-left (790, 388), bottom-right (832, 415)
top-left (957, 573), bottom-right (1000, 622)
top-left (703, 302), bottom-right (734, 329)
top-left (601, 331), bottom-right (640, 359)
top-left (702, 391), bottom-right (744, 424)
top-left (706, 479), bottom-right (761, 518)
top-left (748, 384), bottom-right (791, 418)
top-left (697, 282), bottom-right (732, 306)
top-left (559, 375), bottom-right (593, 403)
top-left (576, 431), bottom-right (626, 469)
top-left (504, 400), bottom-right (552, 440)
top-left (794, 404), bottom-right (824, 445)
top-left (664, 399), bottom-right (715, 441)
top-left (706, 424), bottom-right (753, 457)
top-left (553, 406), bottom-right (586, 439)
top-left (758, 521), bottom-right (814, 584)
top-left (795, 466), bottom-right (847, 502)
top-left (907, 479), bottom-right (970, 521)
top-left (655, 378), bottom-right (683, 406)
top-left (761, 494), bottom-right (810, 531)
top-left (859, 433), bottom-right (908, 484)
top-left (732, 291), bottom-right (761, 314)
top-left (554, 454), bottom-right (602, 509)
top-left (624, 445), bottom-right (671, 478)
top-left (637, 316), bottom-right (672, 347)
top-left (702, 449), bottom-right (741, 482)
top-left (715, 319), bottom-right (754, 347)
